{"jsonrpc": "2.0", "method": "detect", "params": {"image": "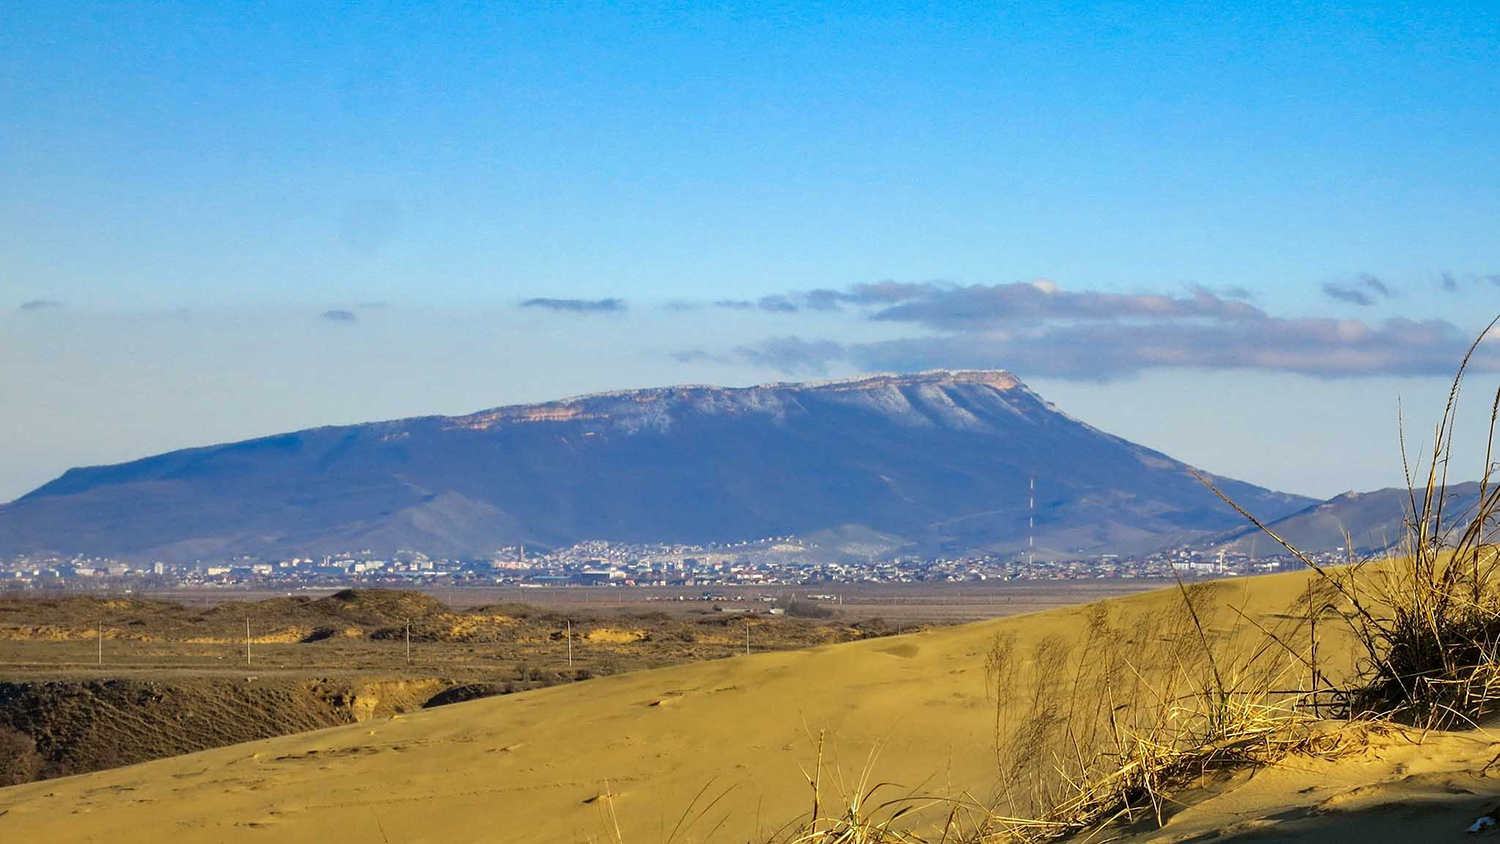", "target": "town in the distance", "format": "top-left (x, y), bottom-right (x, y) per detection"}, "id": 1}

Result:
top-left (0, 537), bottom-right (1337, 595)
